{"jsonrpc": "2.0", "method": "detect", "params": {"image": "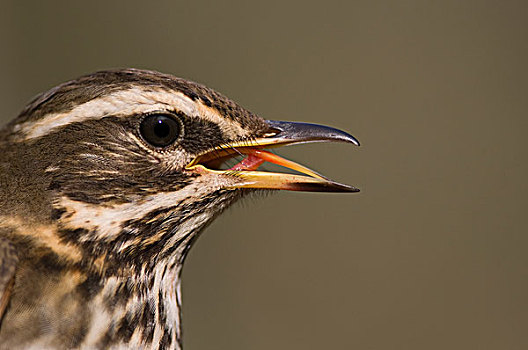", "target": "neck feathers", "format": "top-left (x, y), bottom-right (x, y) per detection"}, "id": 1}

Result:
top-left (82, 254), bottom-right (186, 349)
